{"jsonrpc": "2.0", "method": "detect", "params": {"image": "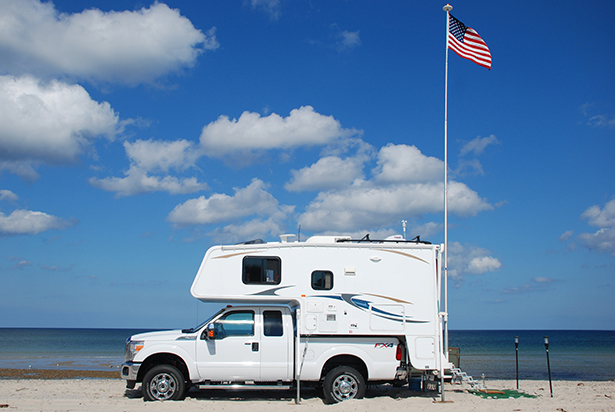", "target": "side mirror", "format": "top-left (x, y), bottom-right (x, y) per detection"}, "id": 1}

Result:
top-left (204, 323), bottom-right (216, 340)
